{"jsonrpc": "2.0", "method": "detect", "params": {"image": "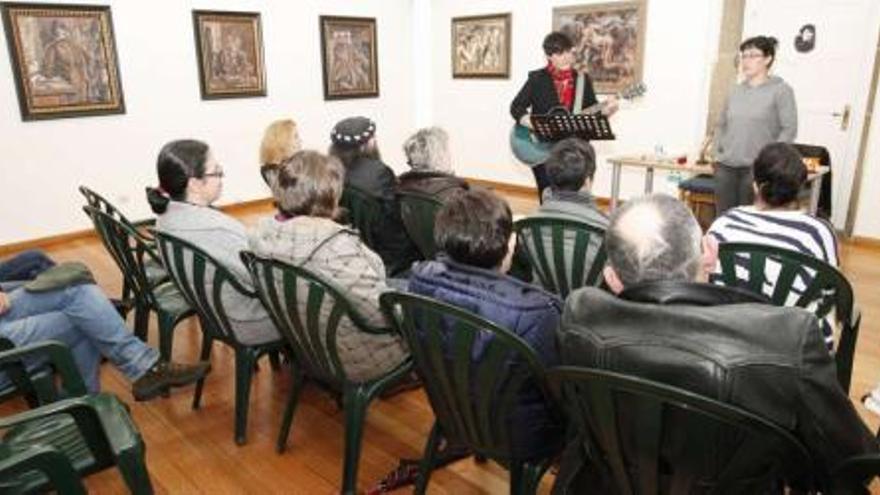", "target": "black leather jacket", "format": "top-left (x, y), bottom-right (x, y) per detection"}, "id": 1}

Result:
top-left (555, 281), bottom-right (877, 493)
